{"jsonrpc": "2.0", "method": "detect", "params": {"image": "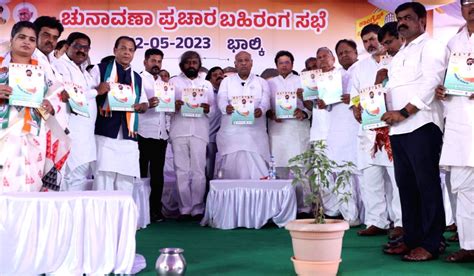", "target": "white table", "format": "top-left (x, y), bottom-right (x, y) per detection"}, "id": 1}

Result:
top-left (85, 178), bottom-right (151, 229)
top-left (201, 179), bottom-right (297, 230)
top-left (0, 191), bottom-right (138, 275)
